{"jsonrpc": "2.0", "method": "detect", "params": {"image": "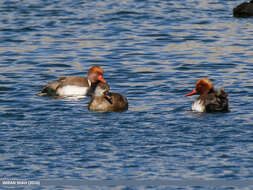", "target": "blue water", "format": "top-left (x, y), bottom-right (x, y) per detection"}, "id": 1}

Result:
top-left (0, 0), bottom-right (253, 189)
